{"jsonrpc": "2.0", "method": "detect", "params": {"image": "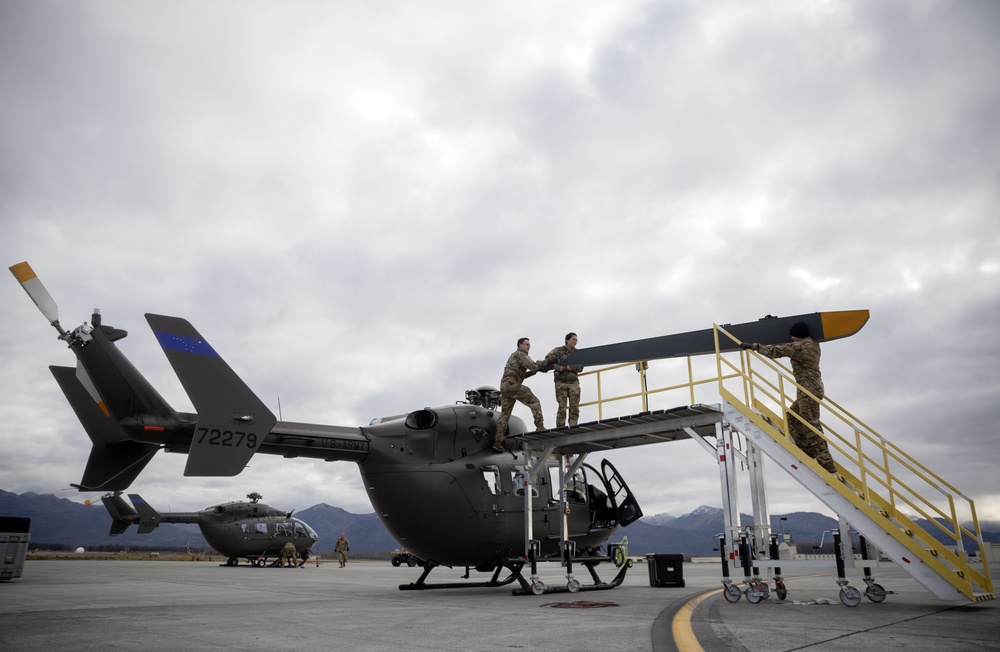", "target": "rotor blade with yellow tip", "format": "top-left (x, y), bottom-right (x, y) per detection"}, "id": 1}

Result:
top-left (564, 310), bottom-right (871, 367)
top-left (9, 261), bottom-right (62, 331)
